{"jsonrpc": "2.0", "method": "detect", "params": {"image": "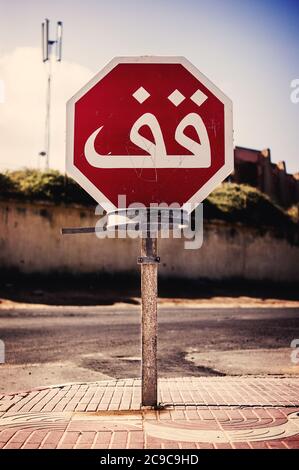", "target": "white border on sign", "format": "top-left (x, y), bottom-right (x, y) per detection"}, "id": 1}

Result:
top-left (66, 56), bottom-right (233, 213)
